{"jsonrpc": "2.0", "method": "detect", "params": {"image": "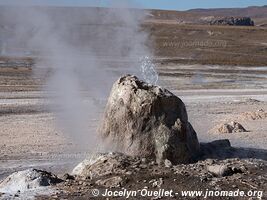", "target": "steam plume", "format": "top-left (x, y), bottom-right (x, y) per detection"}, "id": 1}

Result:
top-left (1, 1), bottom-right (158, 151)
